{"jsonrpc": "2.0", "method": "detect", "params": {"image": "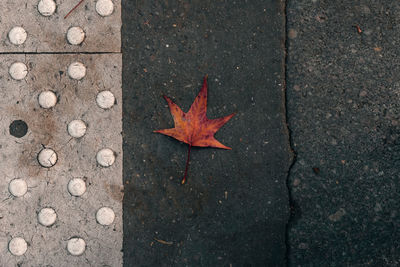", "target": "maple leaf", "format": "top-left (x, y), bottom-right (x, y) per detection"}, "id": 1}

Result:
top-left (154, 75), bottom-right (235, 184)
